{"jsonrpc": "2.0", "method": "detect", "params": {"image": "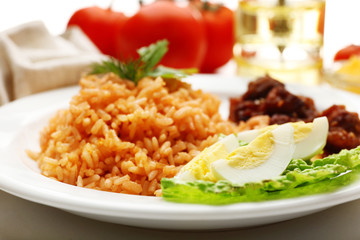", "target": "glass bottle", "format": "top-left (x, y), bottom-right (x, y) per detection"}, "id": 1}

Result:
top-left (234, 0), bottom-right (325, 85)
